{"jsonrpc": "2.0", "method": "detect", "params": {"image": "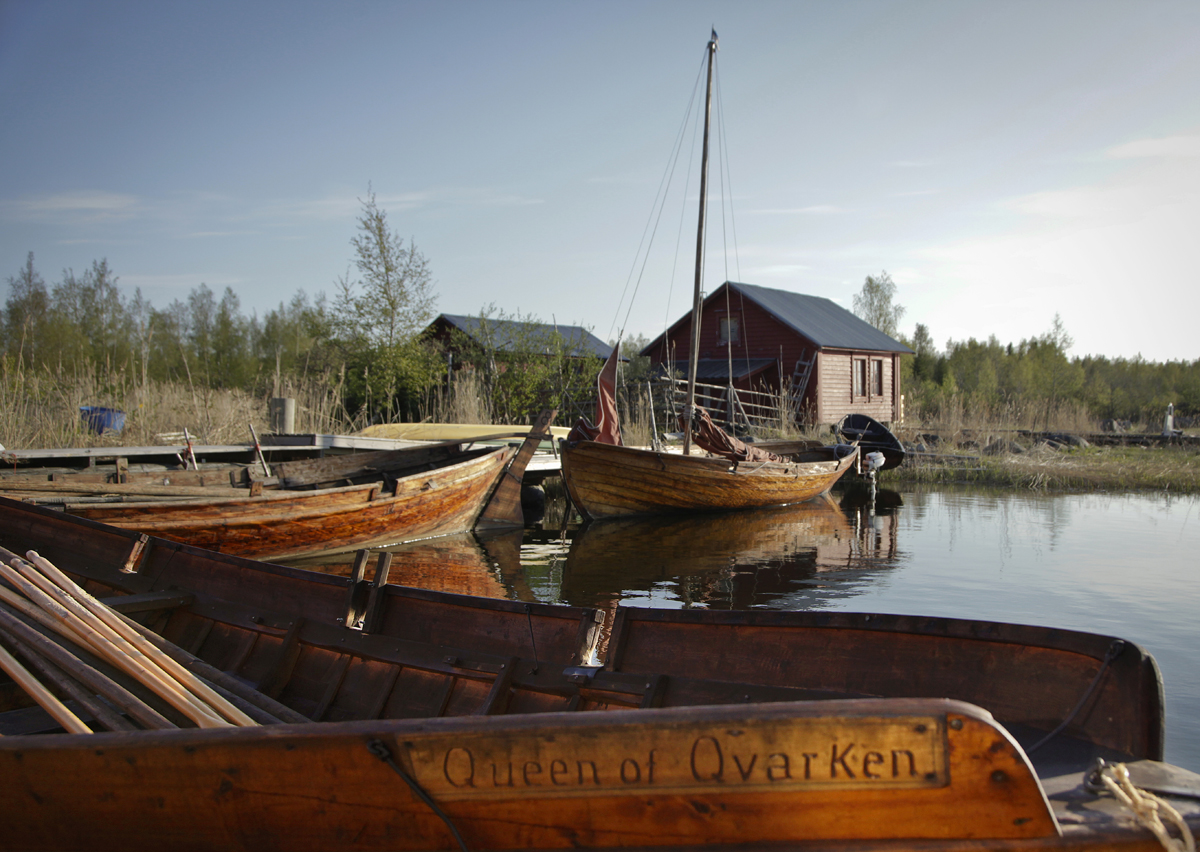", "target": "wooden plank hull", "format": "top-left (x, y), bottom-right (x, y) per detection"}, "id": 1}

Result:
top-left (63, 445), bottom-right (516, 560)
top-left (560, 439), bottom-right (859, 520)
top-left (1, 497), bottom-right (1198, 851)
top-left (1, 699), bottom-right (1075, 851)
top-left (4, 699), bottom-right (1199, 852)
top-left (605, 607), bottom-right (1166, 762)
top-left (0, 495), bottom-right (601, 666)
